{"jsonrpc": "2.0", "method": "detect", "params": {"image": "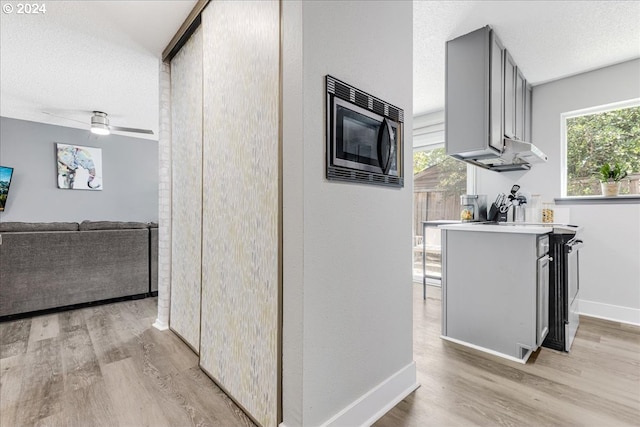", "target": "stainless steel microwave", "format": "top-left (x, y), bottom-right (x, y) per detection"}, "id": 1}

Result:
top-left (326, 75), bottom-right (404, 187)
